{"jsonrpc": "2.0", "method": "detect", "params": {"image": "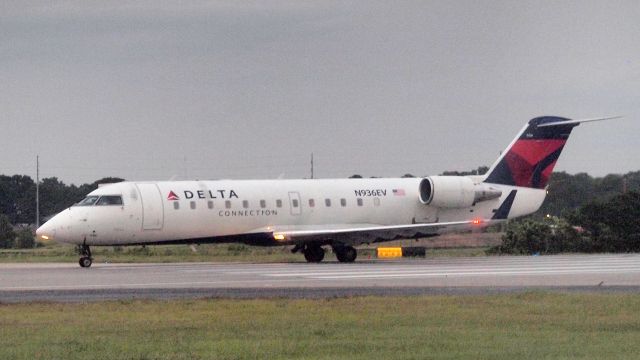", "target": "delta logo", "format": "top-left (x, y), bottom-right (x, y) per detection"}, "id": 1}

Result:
top-left (167, 191), bottom-right (180, 201)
